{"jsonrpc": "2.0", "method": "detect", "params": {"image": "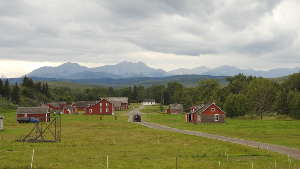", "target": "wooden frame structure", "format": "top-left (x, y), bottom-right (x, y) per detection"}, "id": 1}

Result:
top-left (17, 114), bottom-right (61, 143)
